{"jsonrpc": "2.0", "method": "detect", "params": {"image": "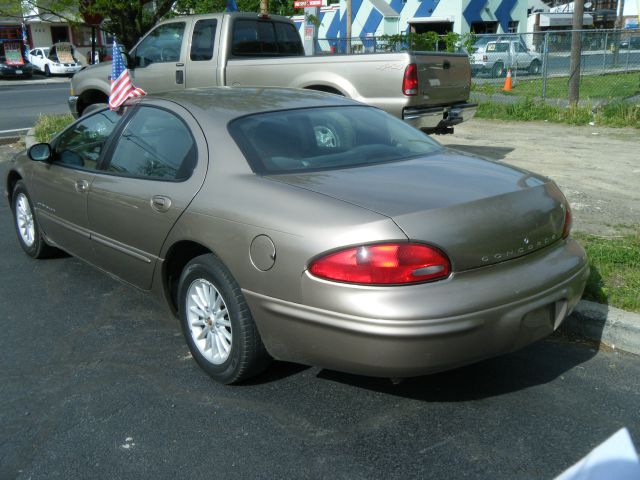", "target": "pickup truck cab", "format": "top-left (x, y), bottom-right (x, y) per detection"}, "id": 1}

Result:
top-left (470, 39), bottom-right (541, 78)
top-left (69, 12), bottom-right (476, 134)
